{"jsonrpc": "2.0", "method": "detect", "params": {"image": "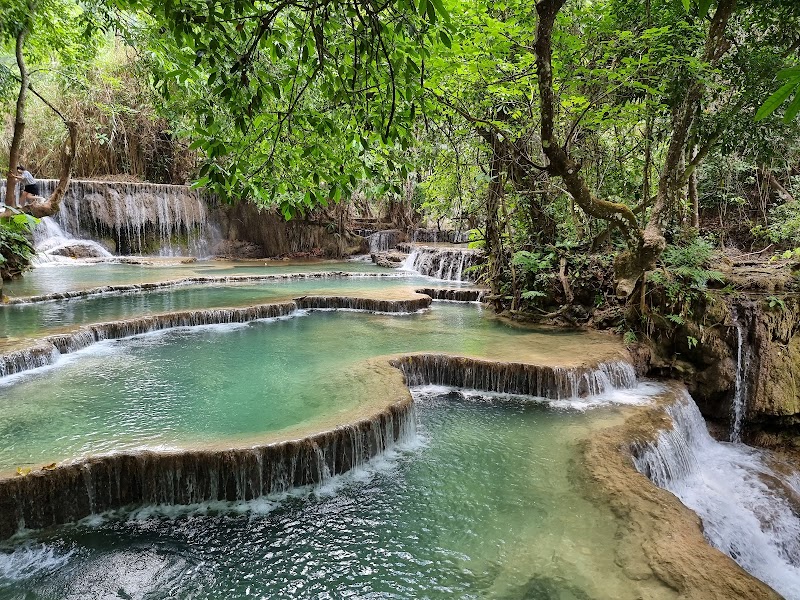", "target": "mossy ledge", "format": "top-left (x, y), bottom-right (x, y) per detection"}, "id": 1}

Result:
top-left (580, 385), bottom-right (781, 600)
